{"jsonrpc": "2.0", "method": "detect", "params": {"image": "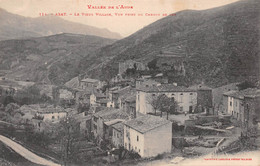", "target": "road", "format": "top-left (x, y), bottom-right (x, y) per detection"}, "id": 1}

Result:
top-left (0, 135), bottom-right (60, 166)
